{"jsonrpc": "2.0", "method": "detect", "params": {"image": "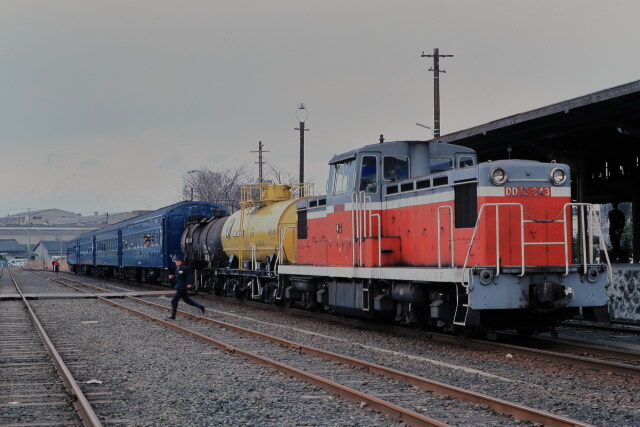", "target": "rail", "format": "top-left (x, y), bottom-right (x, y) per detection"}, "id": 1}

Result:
top-left (9, 270), bottom-right (103, 427)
